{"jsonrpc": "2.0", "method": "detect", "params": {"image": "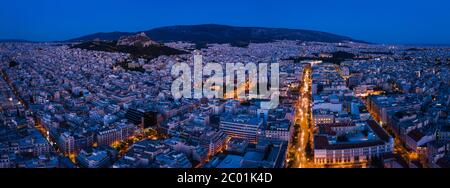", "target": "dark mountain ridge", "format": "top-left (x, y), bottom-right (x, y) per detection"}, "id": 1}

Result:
top-left (71, 33), bottom-right (186, 59)
top-left (69, 24), bottom-right (367, 47)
